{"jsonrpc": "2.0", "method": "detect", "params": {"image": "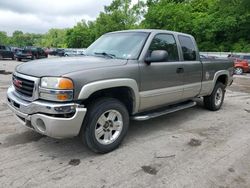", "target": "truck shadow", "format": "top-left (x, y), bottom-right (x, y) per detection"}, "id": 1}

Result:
top-left (126, 99), bottom-right (205, 143)
top-left (32, 100), bottom-right (206, 157)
